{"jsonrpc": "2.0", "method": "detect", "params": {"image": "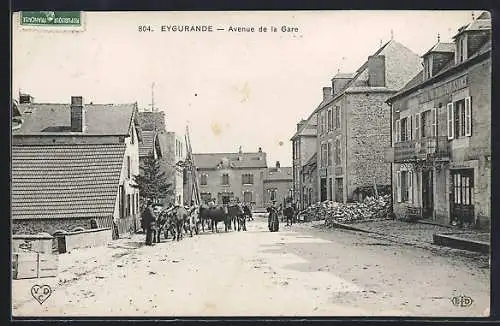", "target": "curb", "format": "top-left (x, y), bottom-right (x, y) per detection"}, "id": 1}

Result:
top-left (326, 221), bottom-right (488, 256)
